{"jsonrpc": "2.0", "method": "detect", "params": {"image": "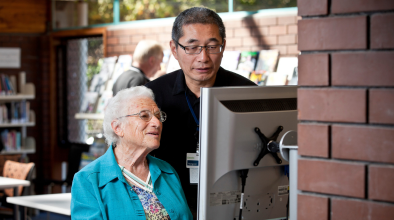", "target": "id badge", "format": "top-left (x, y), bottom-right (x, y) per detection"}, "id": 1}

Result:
top-left (186, 153), bottom-right (199, 184)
